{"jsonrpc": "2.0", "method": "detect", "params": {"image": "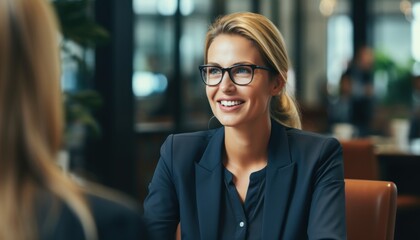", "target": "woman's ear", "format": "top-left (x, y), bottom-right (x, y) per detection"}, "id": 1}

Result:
top-left (271, 75), bottom-right (284, 96)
